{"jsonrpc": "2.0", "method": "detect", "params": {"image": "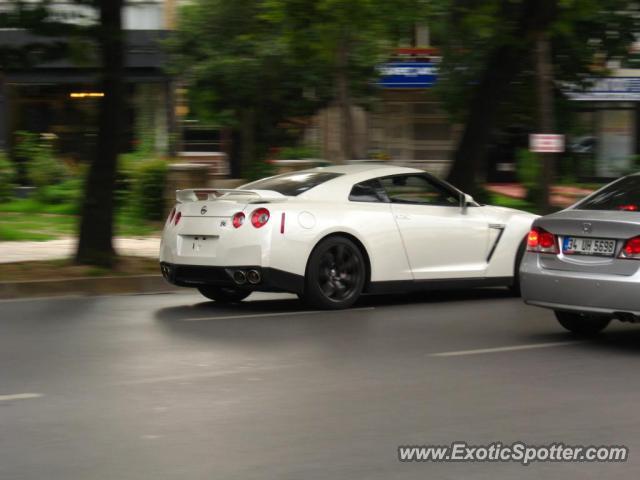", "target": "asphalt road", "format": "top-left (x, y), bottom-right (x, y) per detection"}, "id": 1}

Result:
top-left (2, 289), bottom-right (640, 479)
